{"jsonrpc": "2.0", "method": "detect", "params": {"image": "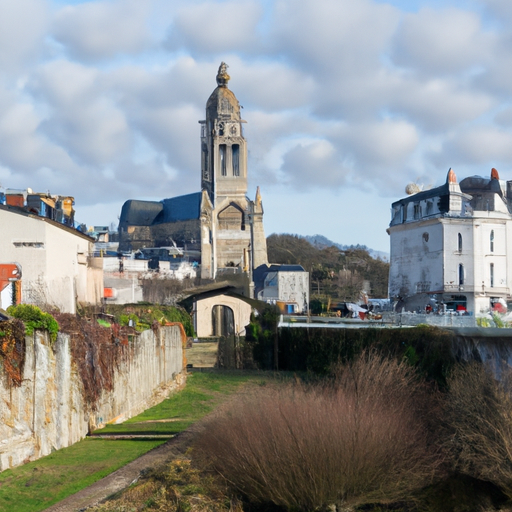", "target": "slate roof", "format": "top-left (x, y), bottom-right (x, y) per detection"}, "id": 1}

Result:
top-left (119, 193), bottom-right (202, 229)
top-left (155, 192), bottom-right (202, 224)
top-left (253, 263), bottom-right (306, 291)
top-left (119, 200), bottom-right (163, 227)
